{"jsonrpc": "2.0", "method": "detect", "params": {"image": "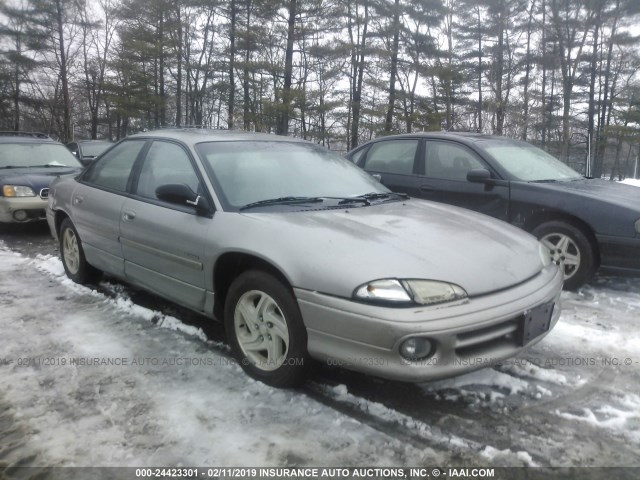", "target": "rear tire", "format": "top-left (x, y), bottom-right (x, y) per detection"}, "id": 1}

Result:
top-left (532, 220), bottom-right (596, 290)
top-left (59, 218), bottom-right (102, 284)
top-left (224, 270), bottom-right (309, 388)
